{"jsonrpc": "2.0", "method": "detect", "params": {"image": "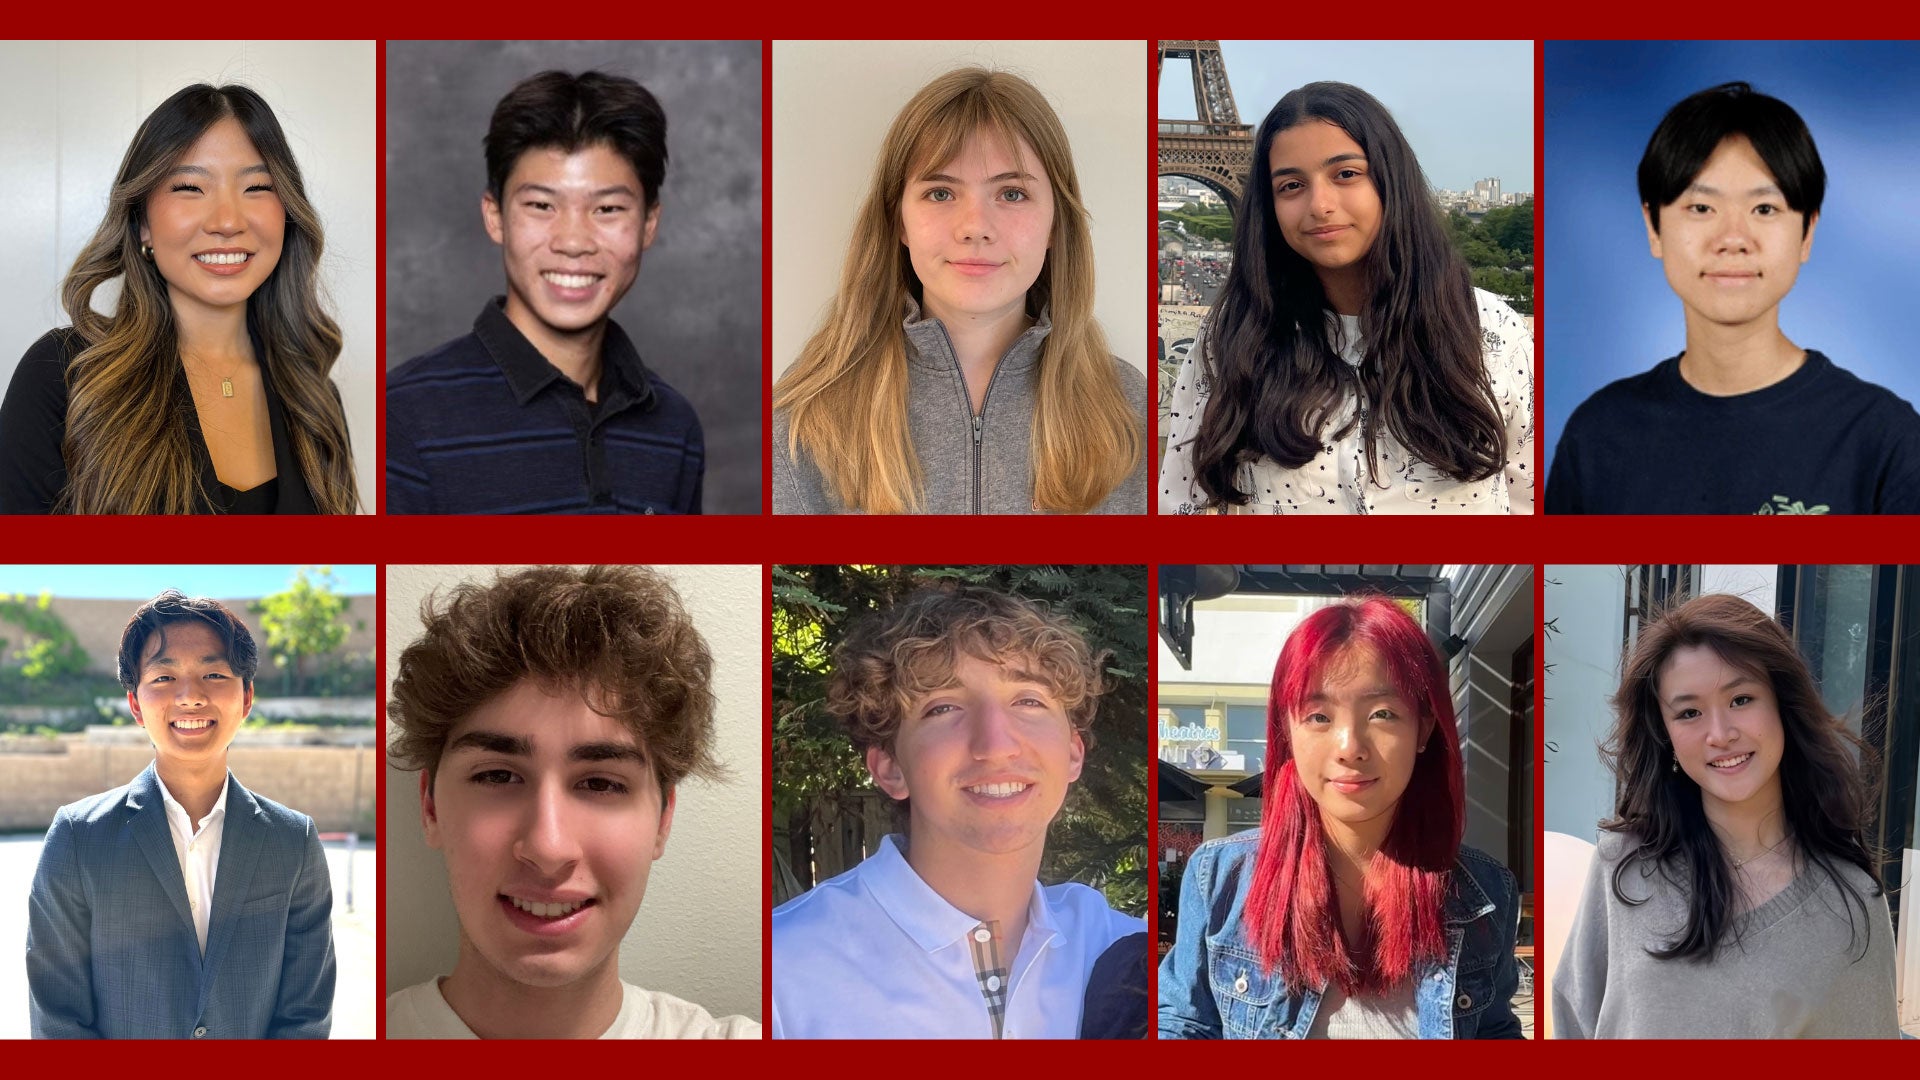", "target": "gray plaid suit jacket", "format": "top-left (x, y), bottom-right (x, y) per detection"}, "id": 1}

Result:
top-left (26, 762), bottom-right (336, 1038)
